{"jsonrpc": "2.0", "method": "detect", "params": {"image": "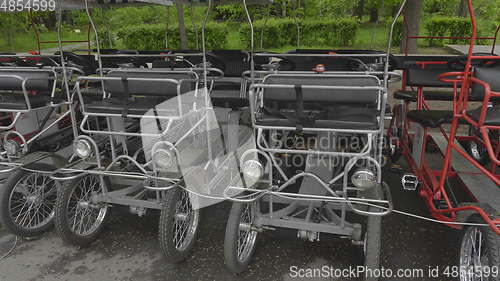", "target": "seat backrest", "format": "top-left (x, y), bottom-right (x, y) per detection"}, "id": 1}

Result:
top-left (262, 75), bottom-right (380, 105)
top-left (396, 55), bottom-right (459, 87)
top-left (471, 65), bottom-right (500, 100)
top-left (287, 49), bottom-right (385, 71)
top-left (0, 69), bottom-right (53, 91)
top-left (406, 67), bottom-right (453, 87)
top-left (209, 50), bottom-right (249, 77)
top-left (152, 50), bottom-right (204, 69)
top-left (103, 70), bottom-right (196, 97)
